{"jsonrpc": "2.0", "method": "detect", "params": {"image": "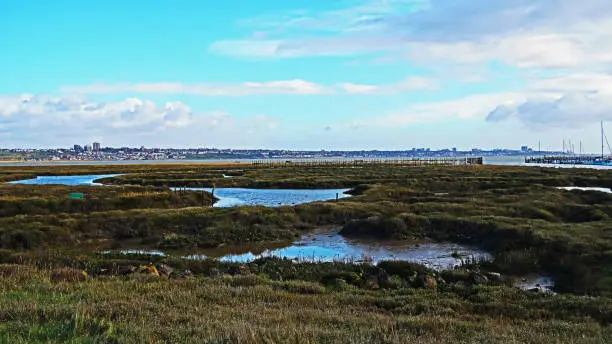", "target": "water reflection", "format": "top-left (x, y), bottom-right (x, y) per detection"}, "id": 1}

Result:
top-left (8, 174), bottom-right (120, 186)
top-left (515, 275), bottom-right (555, 293)
top-left (104, 233), bottom-right (491, 270)
top-left (180, 187), bottom-right (350, 207)
top-left (557, 186), bottom-right (612, 193)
